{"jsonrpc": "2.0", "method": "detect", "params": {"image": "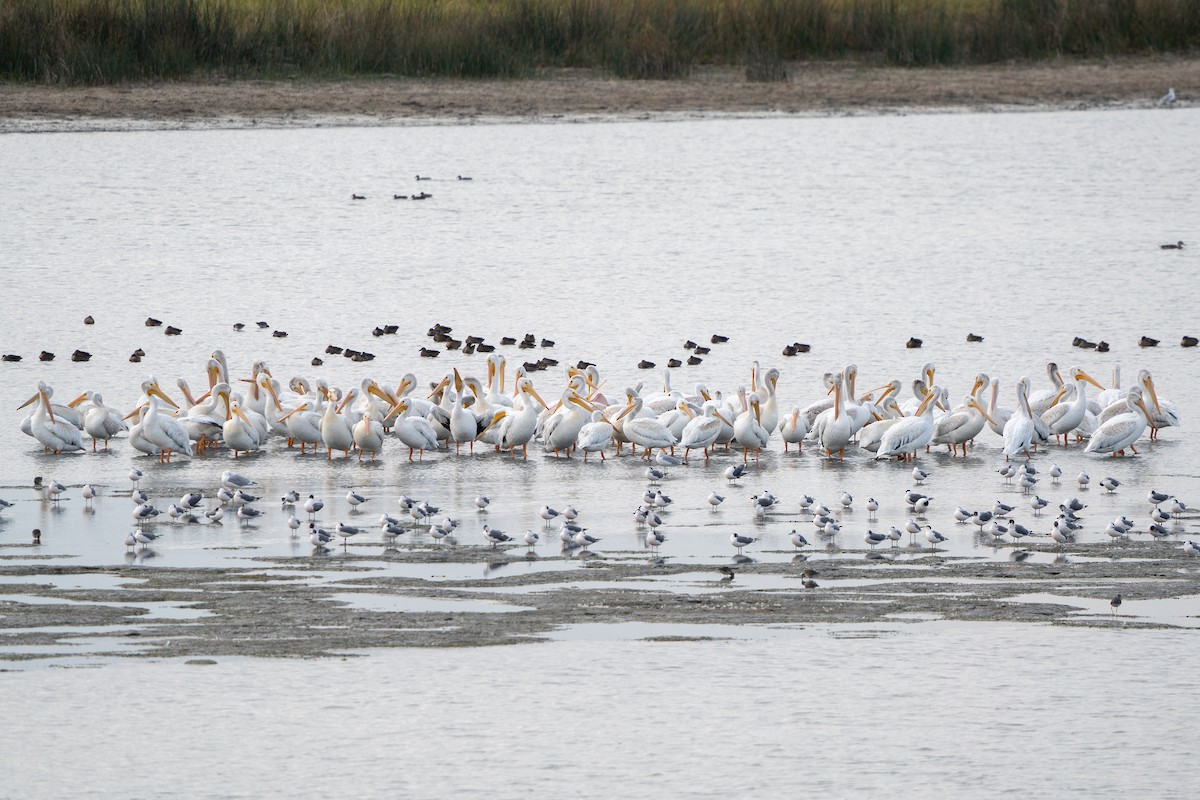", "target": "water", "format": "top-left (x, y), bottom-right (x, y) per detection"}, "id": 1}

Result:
top-left (1, 108), bottom-right (1198, 794)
